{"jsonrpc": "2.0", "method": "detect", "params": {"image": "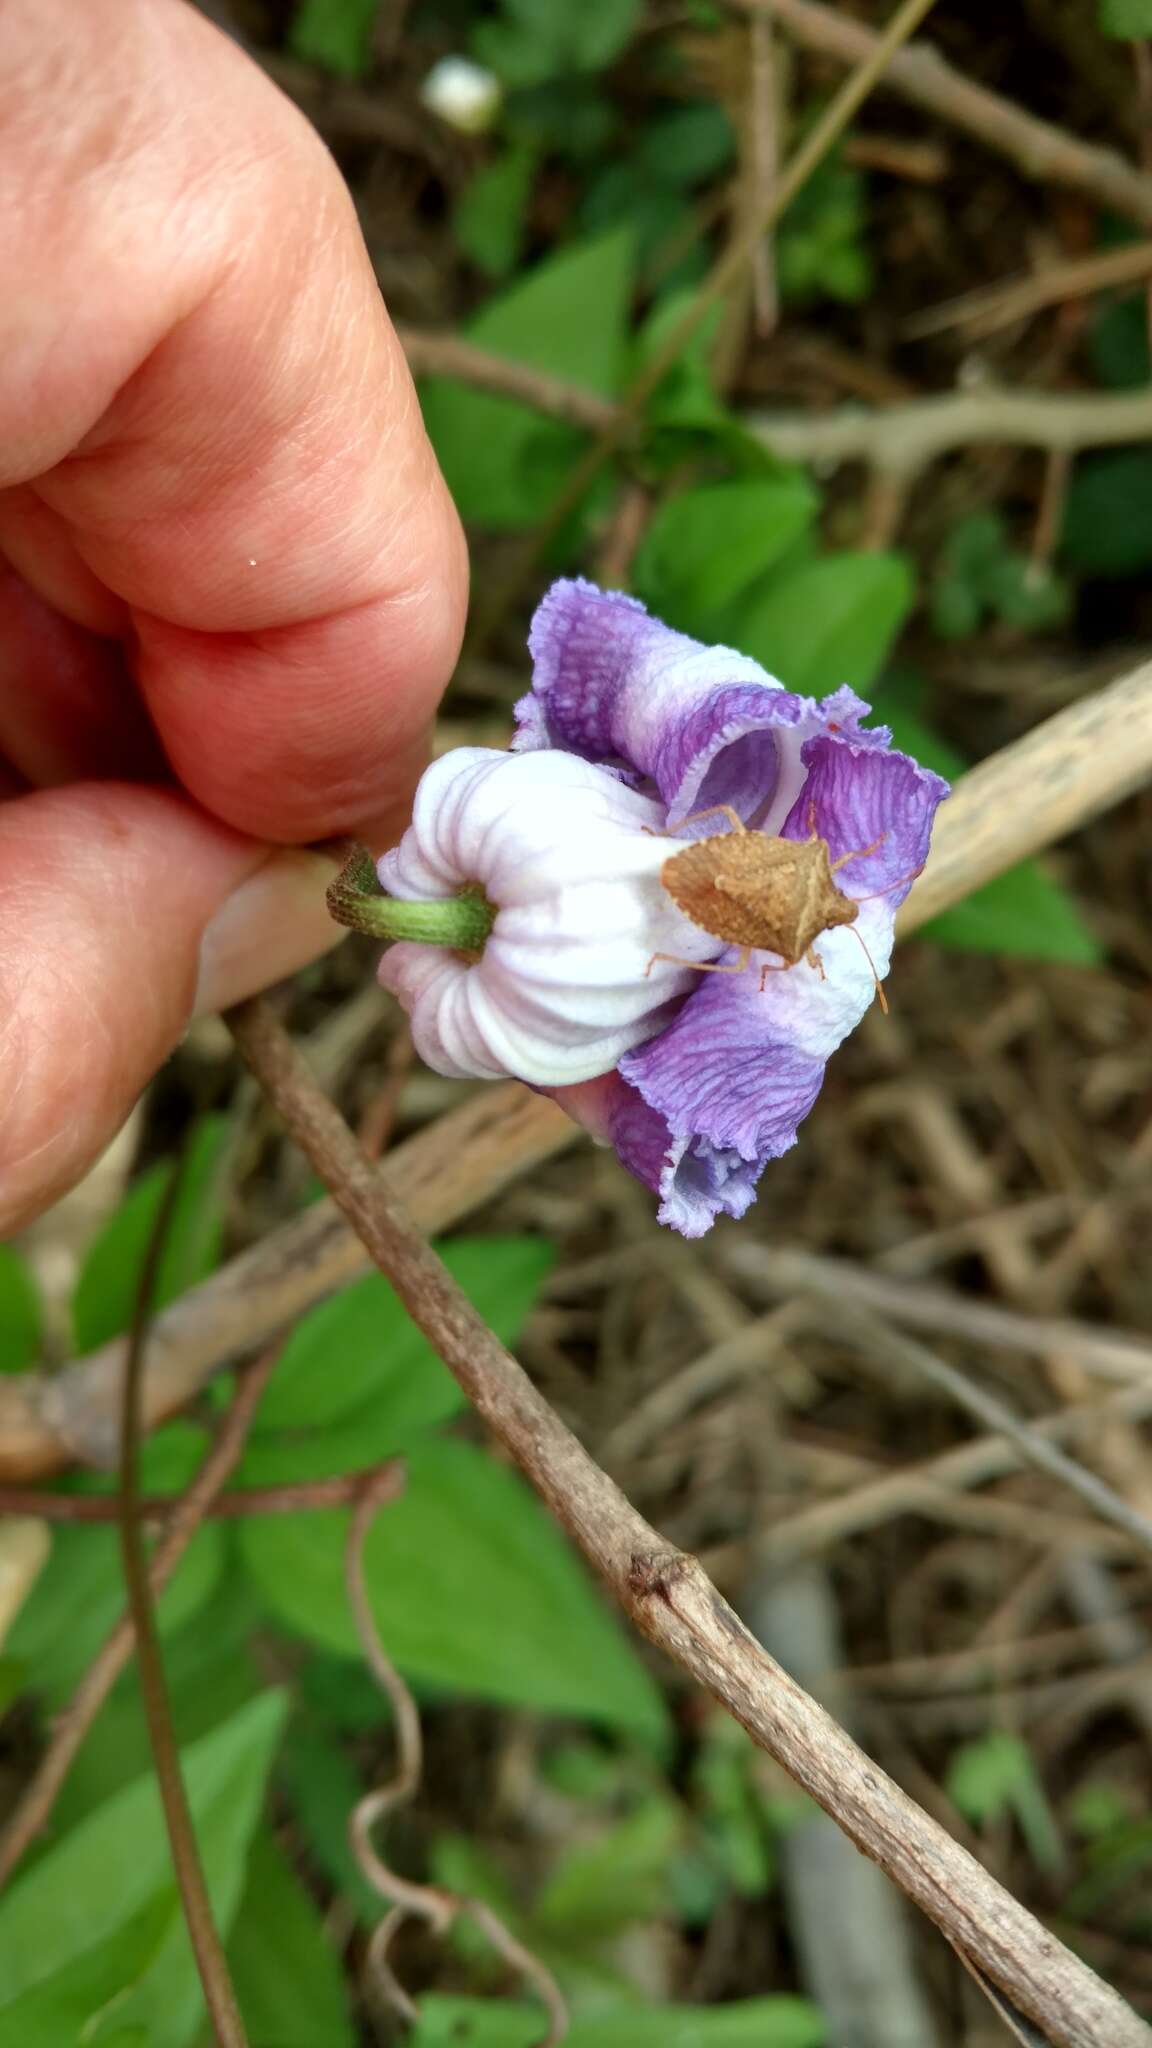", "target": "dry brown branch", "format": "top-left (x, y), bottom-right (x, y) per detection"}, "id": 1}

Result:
top-left (749, 6), bottom-right (779, 336)
top-left (4, 659), bottom-right (1150, 1483)
top-left (743, 0), bottom-right (1152, 227)
top-left (0, 1473), bottom-right (394, 1523)
top-left (905, 239), bottom-right (1152, 341)
top-left (750, 384), bottom-right (1152, 477)
top-left (898, 658), bottom-right (1152, 930)
top-left (396, 328), bottom-right (618, 432)
top-left (0, 1081), bottom-right (575, 1480)
top-left (719, 1242), bottom-right (1152, 1386)
top-left (224, 994), bottom-right (1152, 2048)
top-left (762, 1380), bottom-right (1152, 1562)
top-left (0, 1341), bottom-right (288, 1890)
top-left (804, 1298), bottom-right (1152, 1559)
top-left (344, 1471), bottom-right (568, 2044)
